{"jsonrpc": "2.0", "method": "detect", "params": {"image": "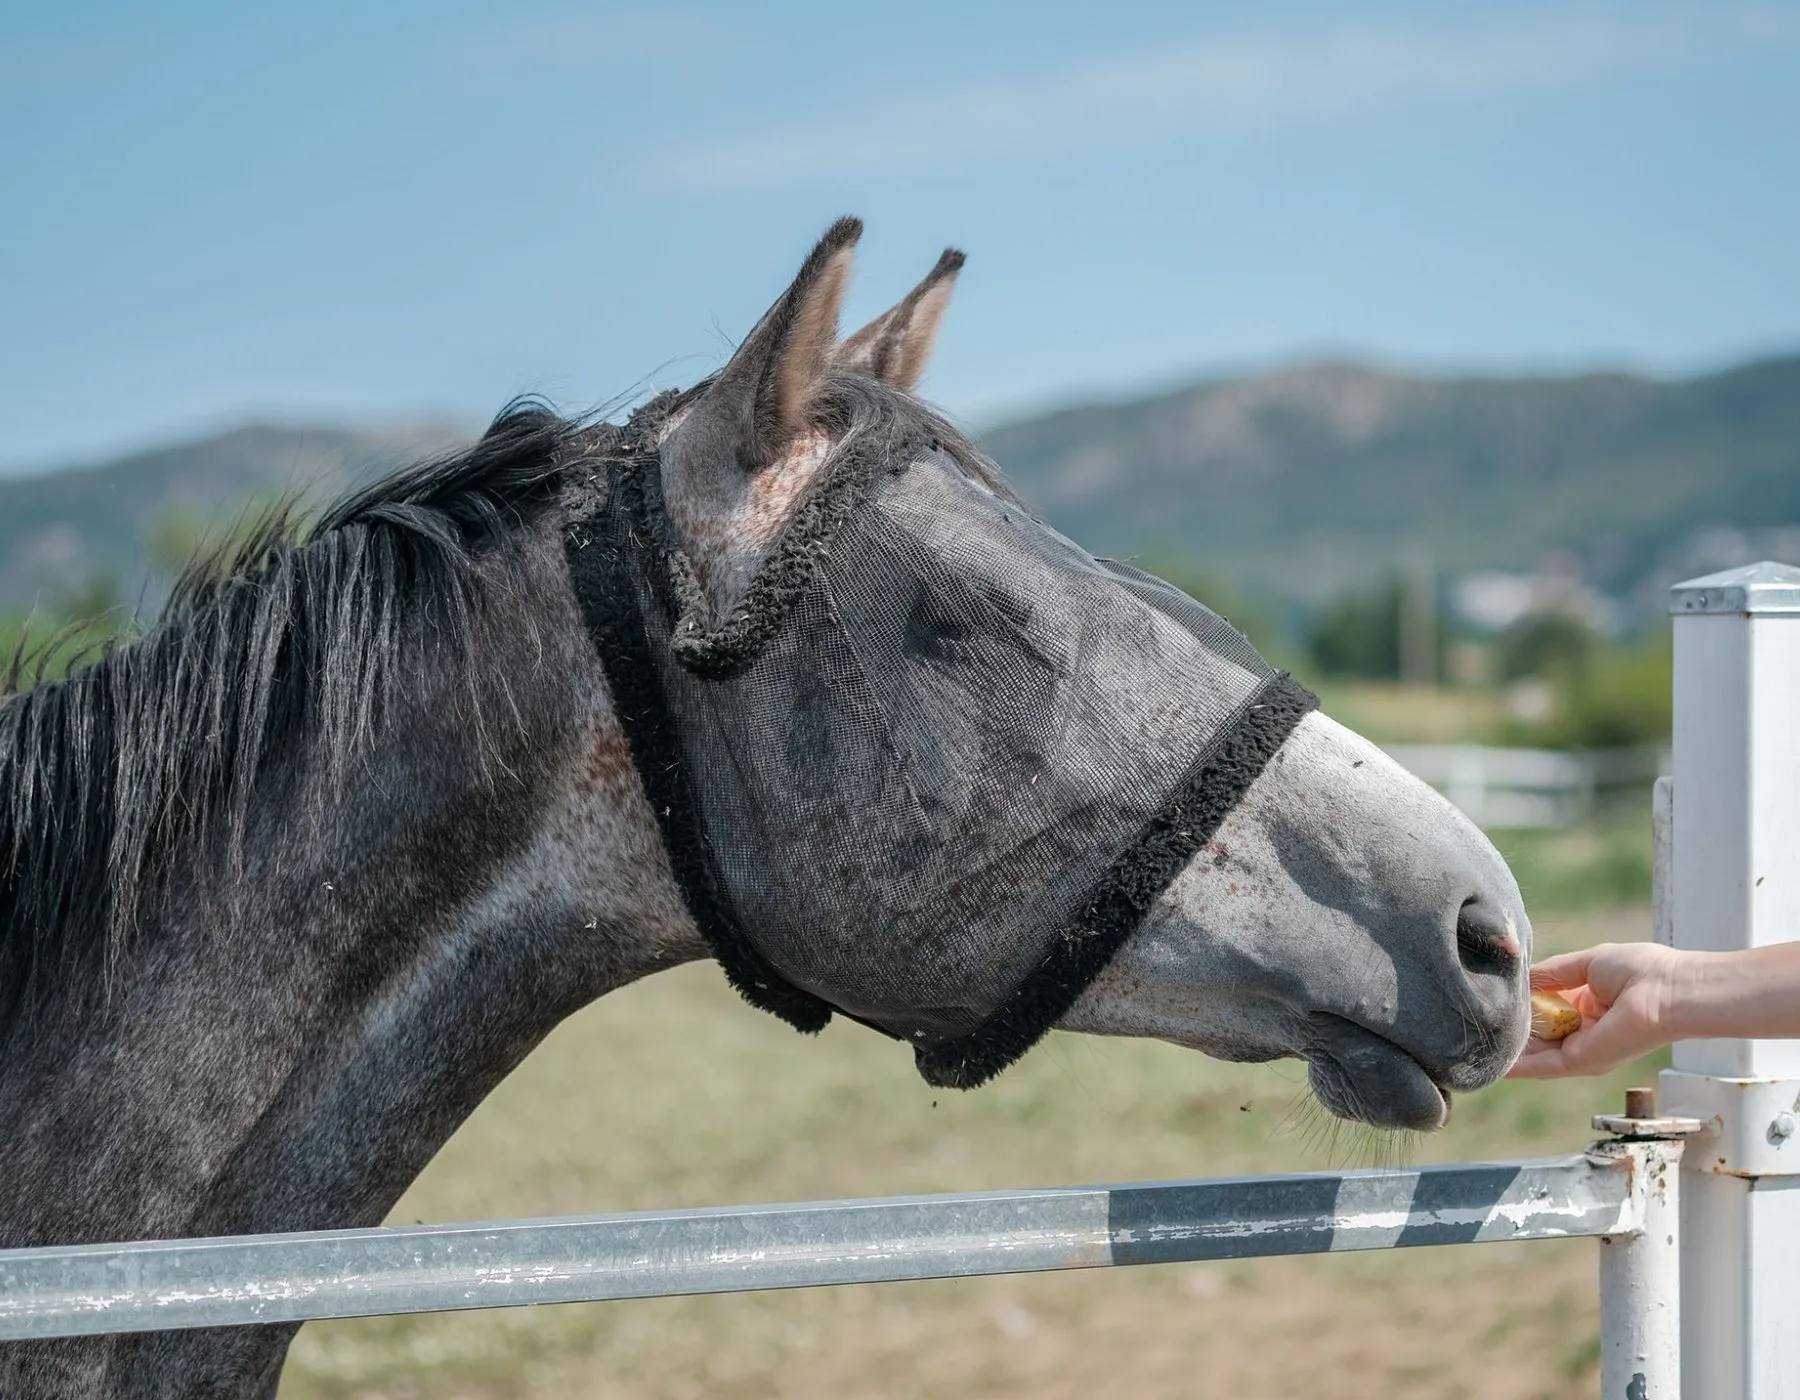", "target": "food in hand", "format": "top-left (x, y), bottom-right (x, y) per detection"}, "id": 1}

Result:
top-left (1529, 990), bottom-right (1582, 1041)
